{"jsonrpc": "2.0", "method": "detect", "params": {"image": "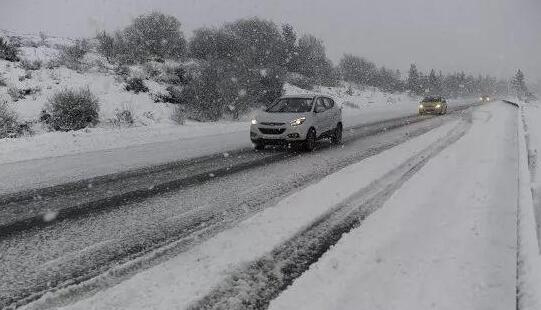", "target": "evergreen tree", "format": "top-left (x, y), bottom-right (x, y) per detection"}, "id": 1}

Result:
top-left (427, 69), bottom-right (441, 95)
top-left (407, 64), bottom-right (422, 95)
top-left (511, 69), bottom-right (528, 99)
